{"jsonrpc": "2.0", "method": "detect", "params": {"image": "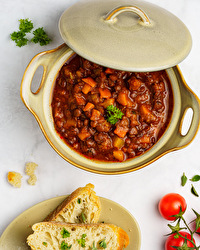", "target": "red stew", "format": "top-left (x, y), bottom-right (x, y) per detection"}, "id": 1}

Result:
top-left (51, 55), bottom-right (173, 162)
